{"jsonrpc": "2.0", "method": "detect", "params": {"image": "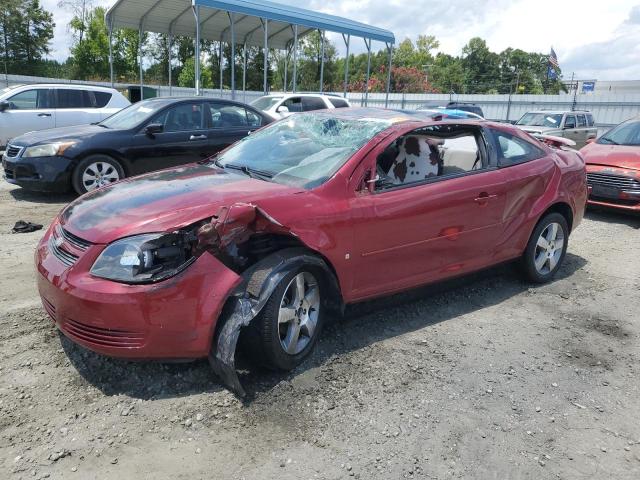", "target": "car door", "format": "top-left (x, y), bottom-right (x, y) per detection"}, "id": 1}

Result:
top-left (0, 88), bottom-right (55, 145)
top-left (487, 129), bottom-right (555, 261)
top-left (348, 125), bottom-right (509, 300)
top-left (575, 114), bottom-right (588, 147)
top-left (54, 88), bottom-right (96, 127)
top-left (562, 114), bottom-right (579, 143)
top-left (207, 103), bottom-right (261, 154)
top-left (123, 101), bottom-right (209, 174)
